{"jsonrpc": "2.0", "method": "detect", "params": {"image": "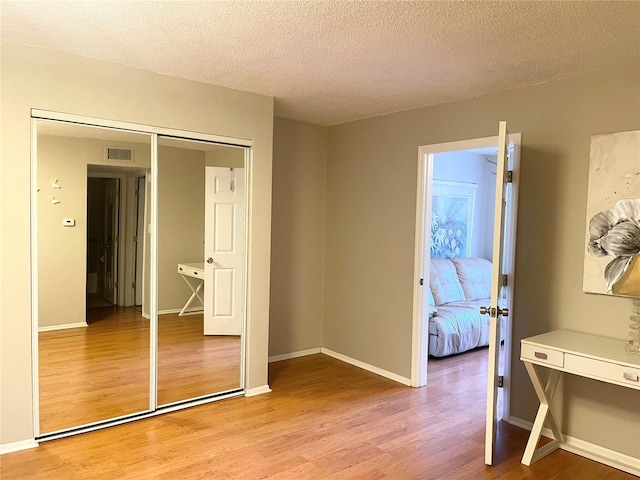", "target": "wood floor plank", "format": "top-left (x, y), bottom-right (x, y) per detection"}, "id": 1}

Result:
top-left (2, 348), bottom-right (635, 479)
